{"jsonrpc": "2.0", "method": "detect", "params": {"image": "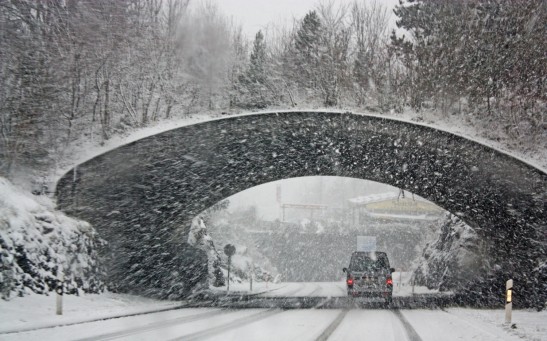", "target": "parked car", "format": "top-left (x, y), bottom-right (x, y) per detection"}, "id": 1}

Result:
top-left (343, 251), bottom-right (395, 304)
